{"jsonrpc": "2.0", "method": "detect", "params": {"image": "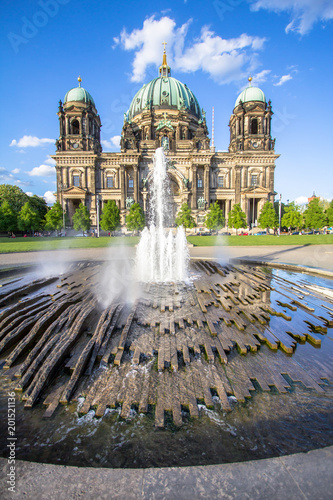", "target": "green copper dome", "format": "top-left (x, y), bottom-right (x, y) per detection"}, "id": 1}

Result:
top-left (235, 85), bottom-right (266, 108)
top-left (128, 77), bottom-right (202, 121)
top-left (127, 51), bottom-right (202, 121)
top-left (64, 79), bottom-right (95, 107)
